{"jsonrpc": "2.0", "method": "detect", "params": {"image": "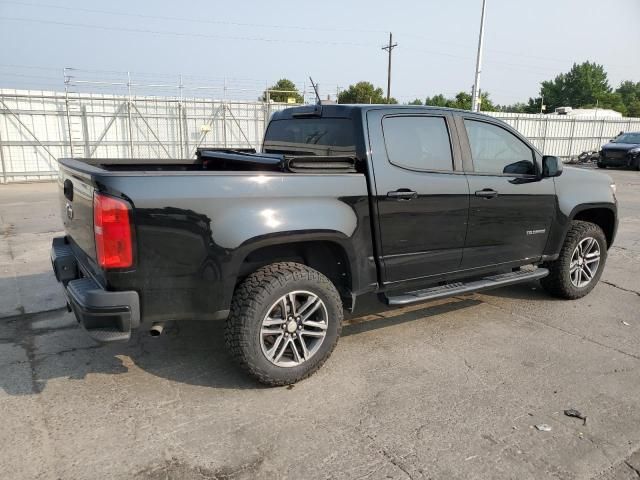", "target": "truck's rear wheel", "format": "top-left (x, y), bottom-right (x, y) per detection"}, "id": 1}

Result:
top-left (541, 220), bottom-right (607, 299)
top-left (225, 262), bottom-right (343, 386)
